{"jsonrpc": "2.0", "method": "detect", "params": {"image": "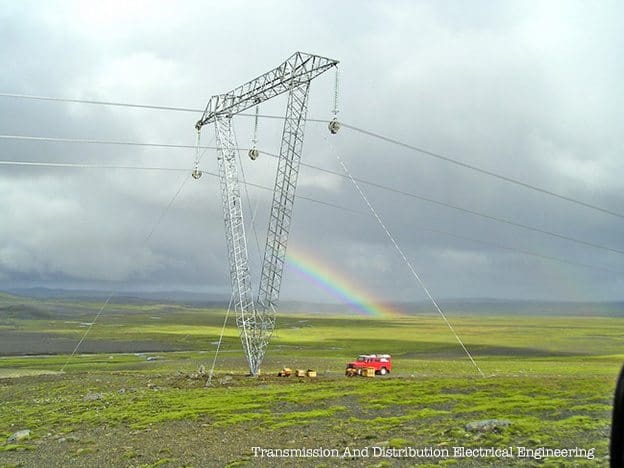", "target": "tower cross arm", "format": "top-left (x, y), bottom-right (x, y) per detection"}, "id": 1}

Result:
top-left (195, 52), bottom-right (338, 130)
